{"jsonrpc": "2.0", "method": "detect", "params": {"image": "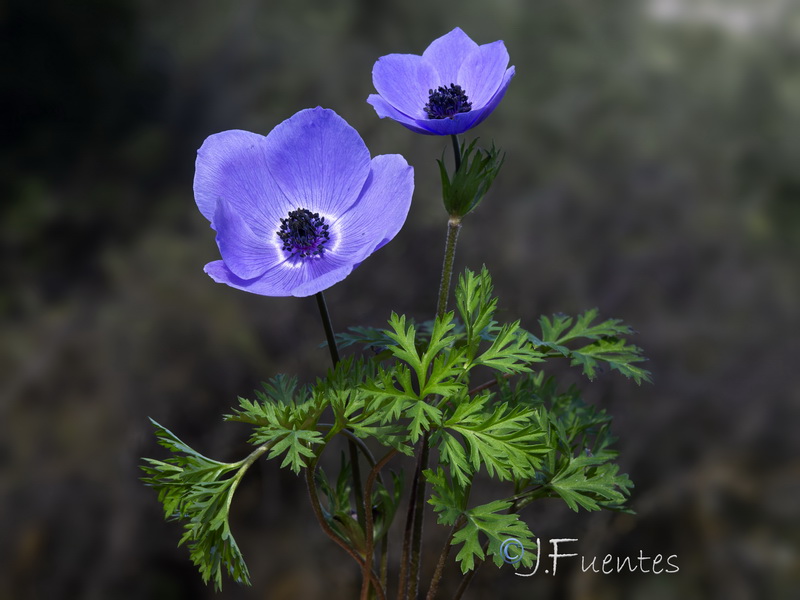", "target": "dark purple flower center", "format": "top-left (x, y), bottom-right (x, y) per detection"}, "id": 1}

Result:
top-left (278, 208), bottom-right (330, 258)
top-left (424, 84), bottom-right (472, 119)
